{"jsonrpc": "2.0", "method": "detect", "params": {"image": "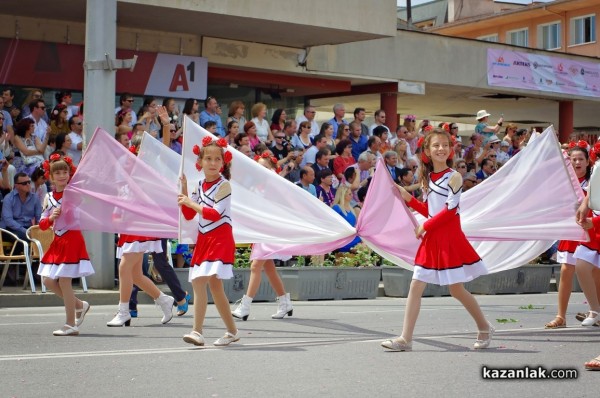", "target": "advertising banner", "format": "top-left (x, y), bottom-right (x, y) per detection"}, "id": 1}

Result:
top-left (487, 48), bottom-right (600, 98)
